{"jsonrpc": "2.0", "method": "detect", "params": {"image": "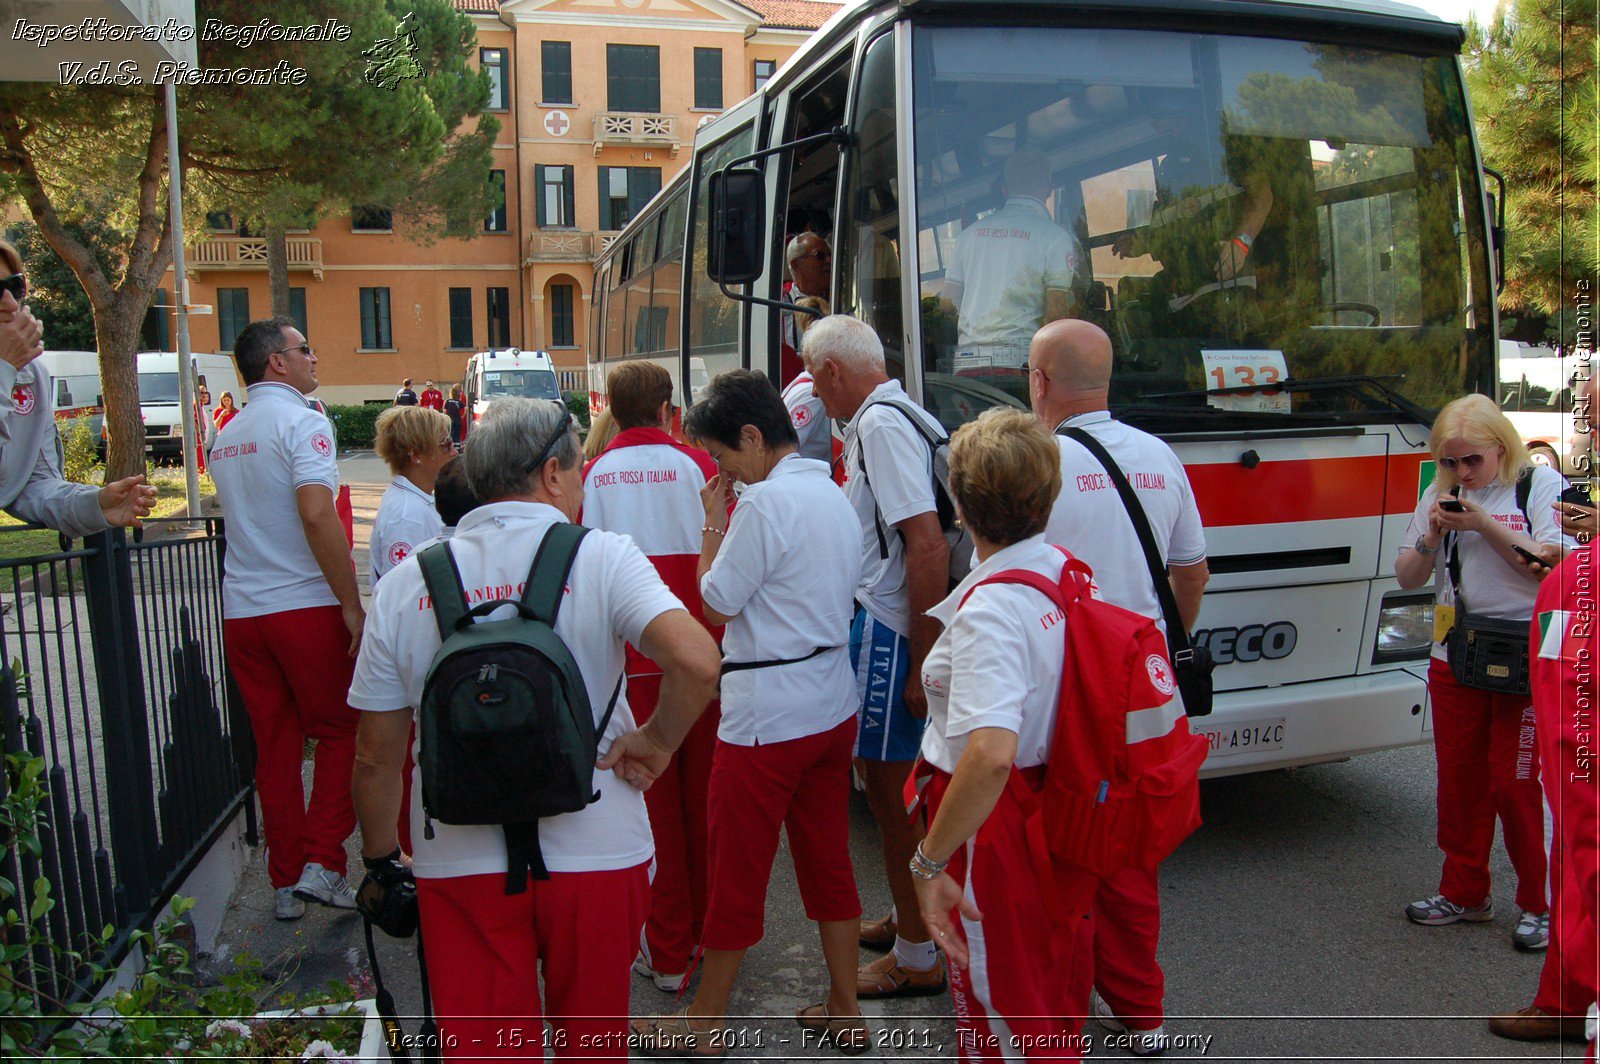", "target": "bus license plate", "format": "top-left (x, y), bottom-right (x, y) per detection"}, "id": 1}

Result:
top-left (1197, 717), bottom-right (1286, 758)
